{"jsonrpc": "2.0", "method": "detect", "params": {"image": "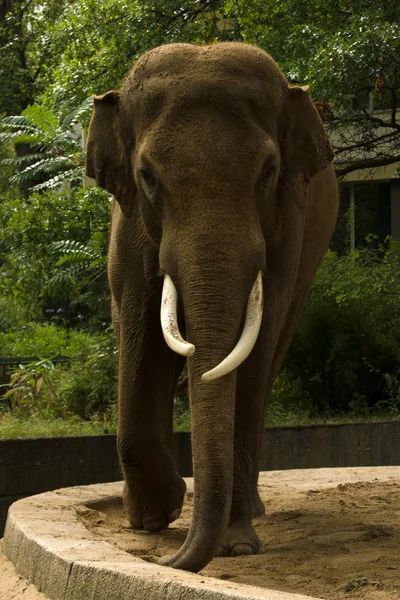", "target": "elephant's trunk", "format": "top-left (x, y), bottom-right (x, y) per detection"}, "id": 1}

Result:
top-left (159, 240), bottom-right (264, 572)
top-left (162, 372), bottom-right (237, 571)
